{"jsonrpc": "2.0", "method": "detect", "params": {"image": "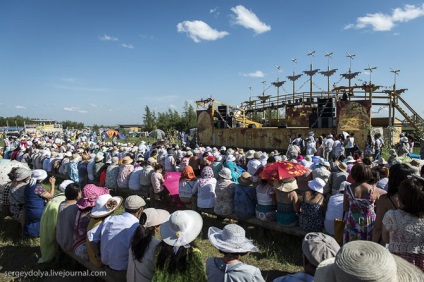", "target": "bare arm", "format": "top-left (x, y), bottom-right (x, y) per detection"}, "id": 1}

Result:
top-left (372, 197), bottom-right (386, 243)
top-left (382, 224), bottom-right (390, 244)
top-left (292, 192), bottom-right (300, 214)
top-left (42, 177), bottom-right (56, 200)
